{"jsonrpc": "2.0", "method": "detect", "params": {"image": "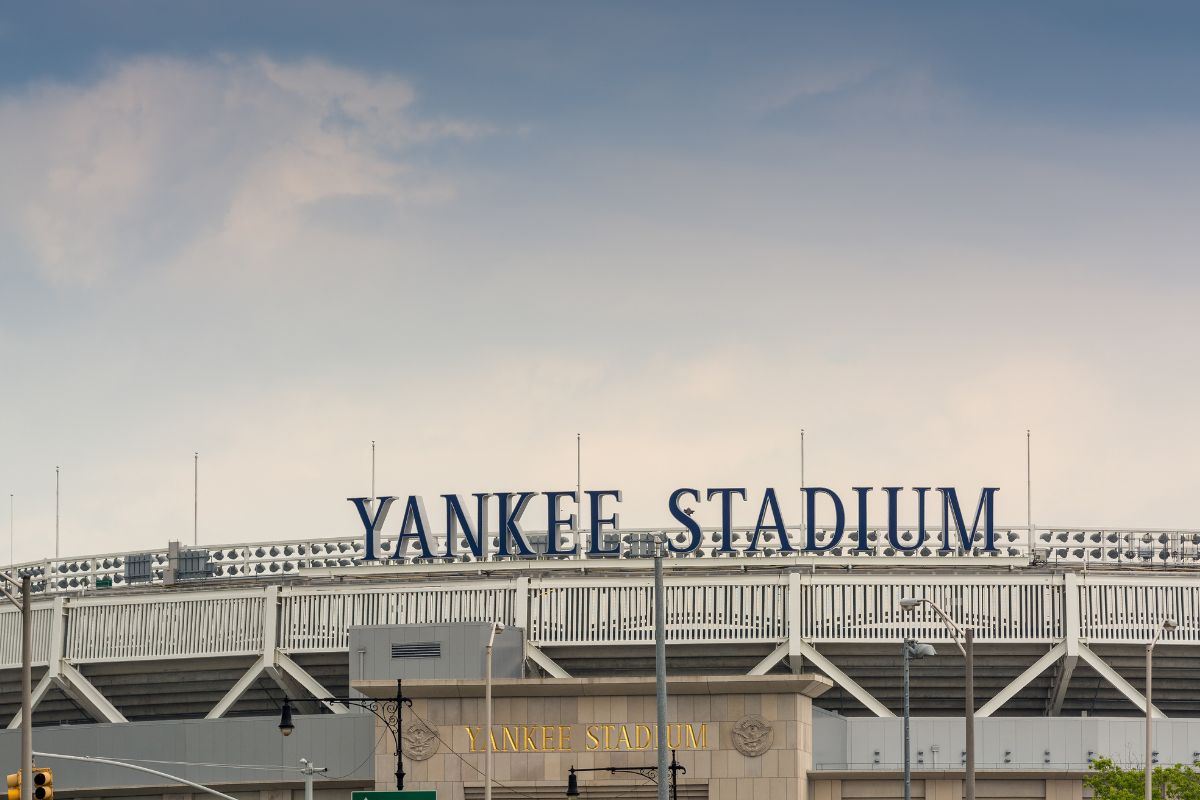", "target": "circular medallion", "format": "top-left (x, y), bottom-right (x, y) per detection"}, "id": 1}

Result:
top-left (731, 714), bottom-right (774, 757)
top-left (401, 720), bottom-right (439, 761)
